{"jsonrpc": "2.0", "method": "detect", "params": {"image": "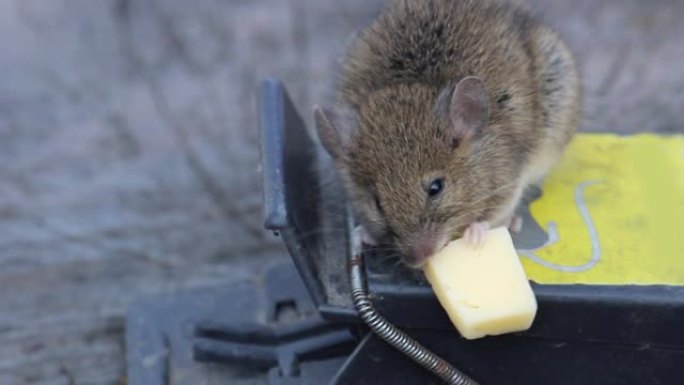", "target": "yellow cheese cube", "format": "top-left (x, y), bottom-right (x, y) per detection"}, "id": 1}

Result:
top-left (423, 227), bottom-right (537, 340)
